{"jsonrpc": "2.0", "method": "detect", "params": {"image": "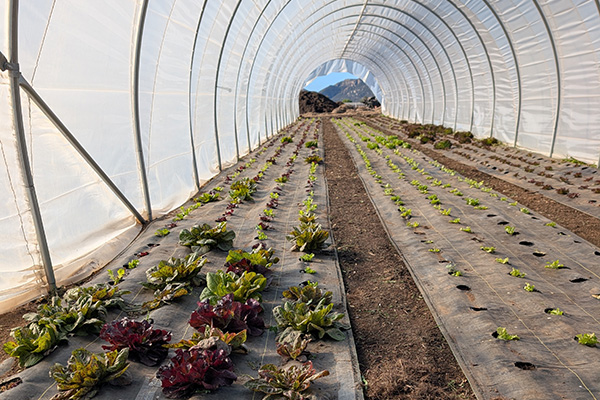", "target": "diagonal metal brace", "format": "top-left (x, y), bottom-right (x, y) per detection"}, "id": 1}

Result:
top-left (19, 76), bottom-right (147, 225)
